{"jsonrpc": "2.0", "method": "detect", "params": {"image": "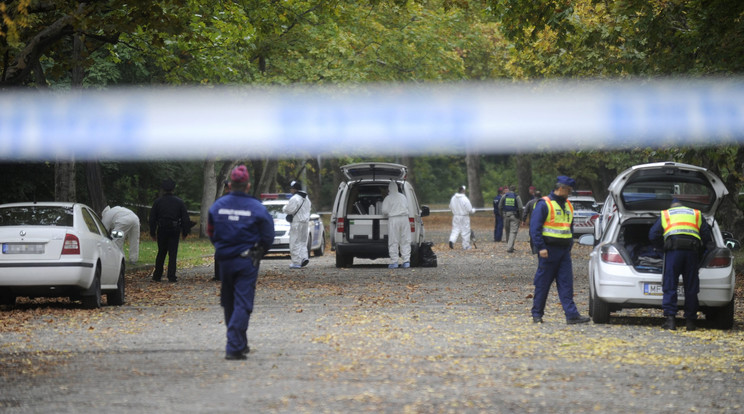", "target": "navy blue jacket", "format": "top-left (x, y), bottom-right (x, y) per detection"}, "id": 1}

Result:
top-left (208, 192), bottom-right (275, 260)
